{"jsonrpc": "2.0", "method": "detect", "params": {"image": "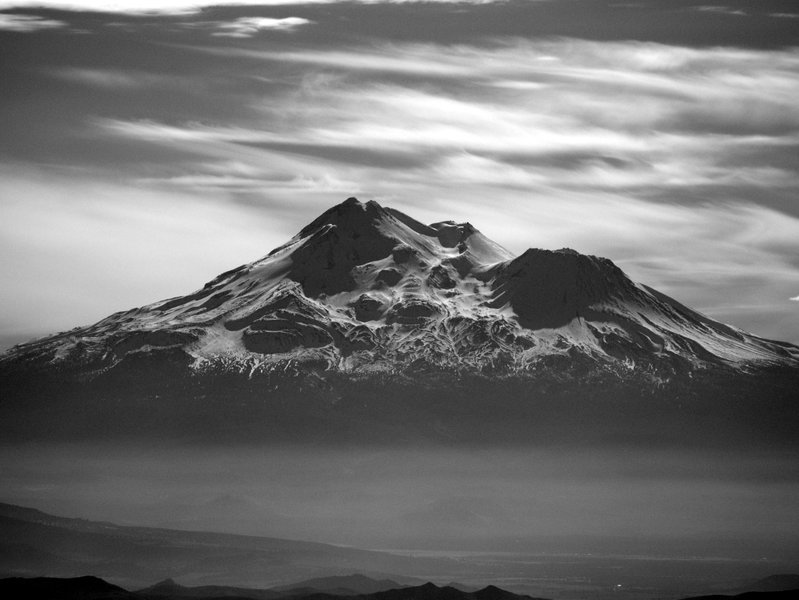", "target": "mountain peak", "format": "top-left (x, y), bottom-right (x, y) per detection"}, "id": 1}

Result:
top-left (143, 578), bottom-right (182, 592)
top-left (297, 197), bottom-right (388, 239)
